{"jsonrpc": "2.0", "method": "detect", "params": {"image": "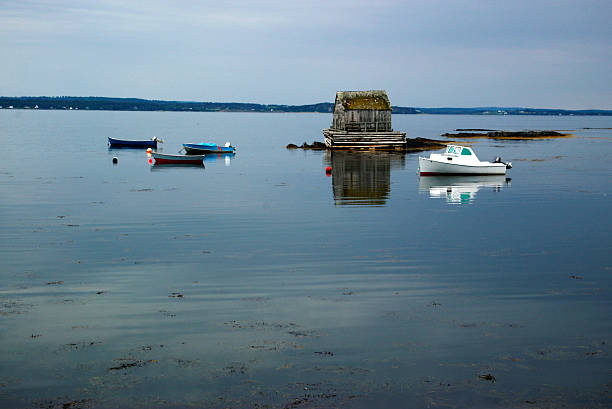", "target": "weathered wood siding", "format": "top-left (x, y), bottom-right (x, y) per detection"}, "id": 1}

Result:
top-left (332, 98), bottom-right (392, 132)
top-left (325, 90), bottom-right (403, 149)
